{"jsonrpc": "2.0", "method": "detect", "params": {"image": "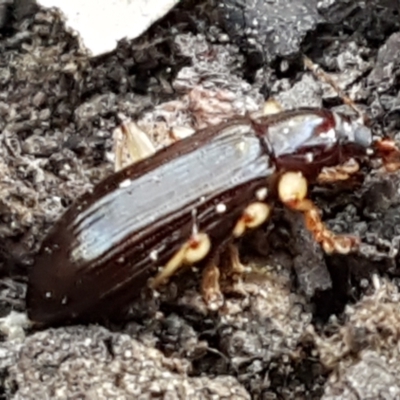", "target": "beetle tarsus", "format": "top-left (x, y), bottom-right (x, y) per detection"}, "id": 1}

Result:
top-left (304, 205), bottom-right (360, 254)
top-left (202, 244), bottom-right (248, 310)
top-left (316, 158), bottom-right (360, 183)
top-left (222, 244), bottom-right (248, 296)
top-left (374, 138), bottom-right (400, 172)
top-left (286, 198), bottom-right (359, 254)
top-left (202, 257), bottom-right (224, 311)
top-left (279, 171), bottom-right (359, 254)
